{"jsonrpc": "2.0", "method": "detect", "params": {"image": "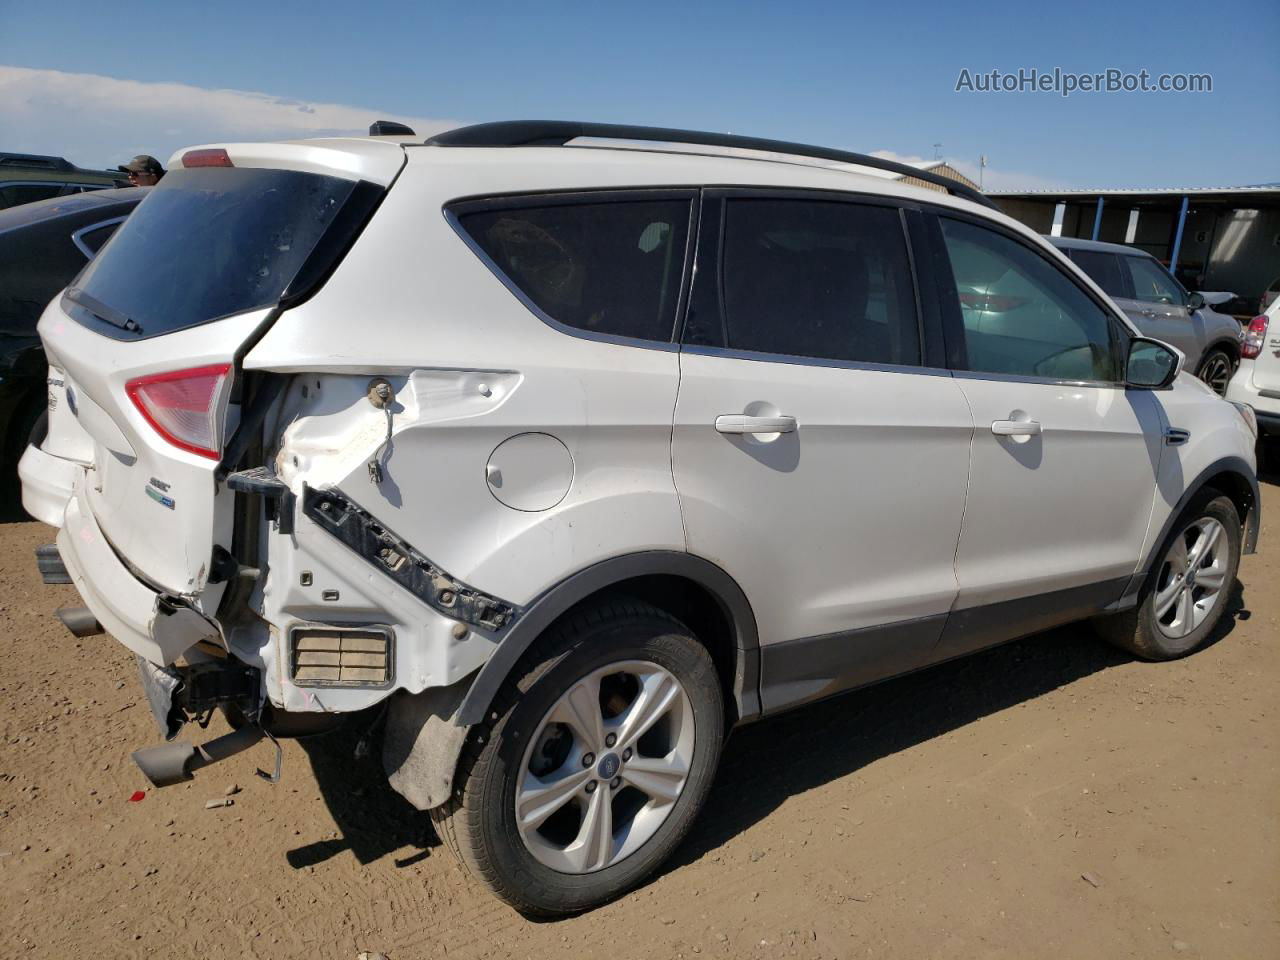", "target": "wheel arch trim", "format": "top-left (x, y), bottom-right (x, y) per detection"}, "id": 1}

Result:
top-left (1111, 455), bottom-right (1260, 610)
top-left (454, 551), bottom-right (761, 727)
